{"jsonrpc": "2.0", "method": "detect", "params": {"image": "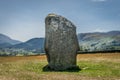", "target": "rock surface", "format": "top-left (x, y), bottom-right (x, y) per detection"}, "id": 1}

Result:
top-left (44, 13), bottom-right (79, 70)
